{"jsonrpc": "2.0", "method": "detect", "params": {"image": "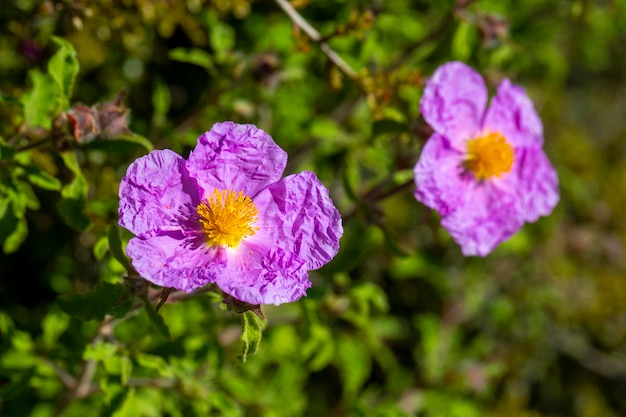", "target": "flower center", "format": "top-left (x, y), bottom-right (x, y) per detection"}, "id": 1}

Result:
top-left (464, 131), bottom-right (514, 180)
top-left (197, 189), bottom-right (259, 247)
